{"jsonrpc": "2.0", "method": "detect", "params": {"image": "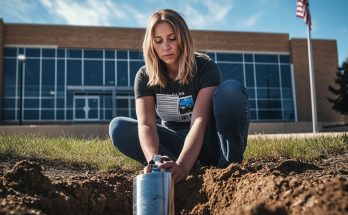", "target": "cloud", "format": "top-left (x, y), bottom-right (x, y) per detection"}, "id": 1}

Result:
top-left (121, 3), bottom-right (148, 27)
top-left (1, 0), bottom-right (232, 29)
top-left (39, 0), bottom-right (130, 26)
top-left (236, 13), bottom-right (263, 28)
top-left (182, 0), bottom-right (233, 29)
